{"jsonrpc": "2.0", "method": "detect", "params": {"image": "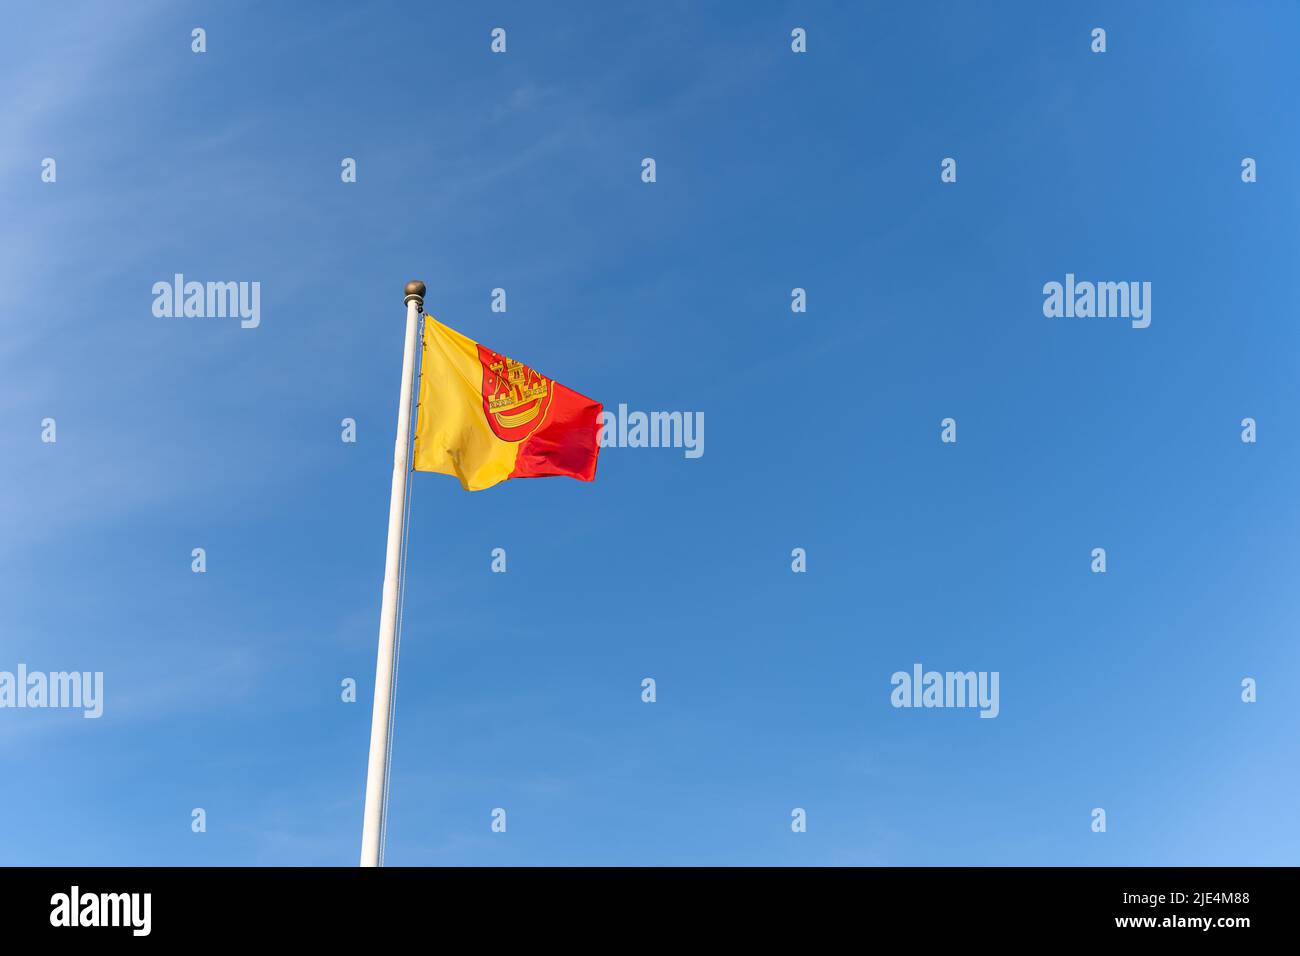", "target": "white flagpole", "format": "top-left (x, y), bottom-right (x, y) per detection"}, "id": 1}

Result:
top-left (360, 279), bottom-right (425, 867)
